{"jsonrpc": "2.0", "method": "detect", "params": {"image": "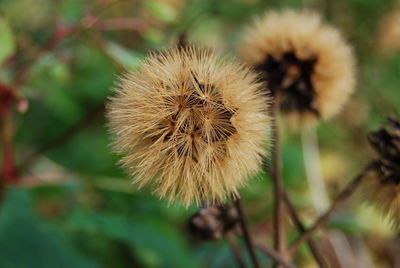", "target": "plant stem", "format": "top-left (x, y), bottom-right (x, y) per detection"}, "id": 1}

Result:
top-left (1, 110), bottom-right (17, 184)
top-left (271, 90), bottom-right (285, 260)
top-left (287, 163), bottom-right (374, 256)
top-left (283, 192), bottom-right (328, 268)
top-left (18, 104), bottom-right (105, 173)
top-left (264, 164), bottom-right (328, 267)
top-left (253, 239), bottom-right (298, 268)
top-left (301, 127), bottom-right (330, 213)
top-left (233, 198), bottom-right (261, 268)
top-left (226, 232), bottom-right (247, 268)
